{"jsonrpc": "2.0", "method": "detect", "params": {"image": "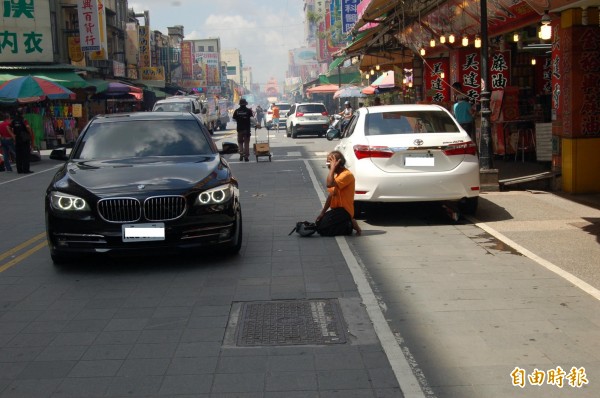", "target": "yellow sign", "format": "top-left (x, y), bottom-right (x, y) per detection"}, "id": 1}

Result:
top-left (68, 37), bottom-right (84, 62)
top-left (140, 67), bottom-right (165, 81)
top-left (72, 104), bottom-right (83, 118)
